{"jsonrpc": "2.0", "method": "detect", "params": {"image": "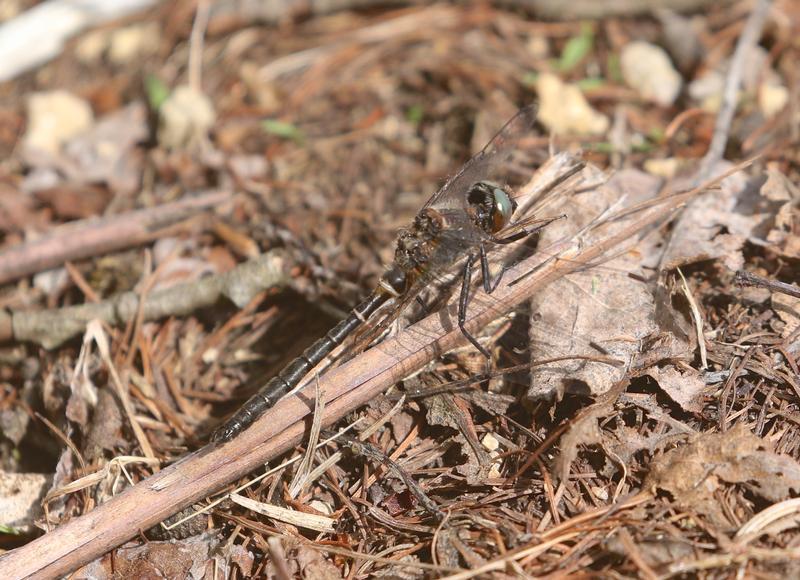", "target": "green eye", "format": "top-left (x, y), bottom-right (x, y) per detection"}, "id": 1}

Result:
top-left (493, 187), bottom-right (514, 229)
